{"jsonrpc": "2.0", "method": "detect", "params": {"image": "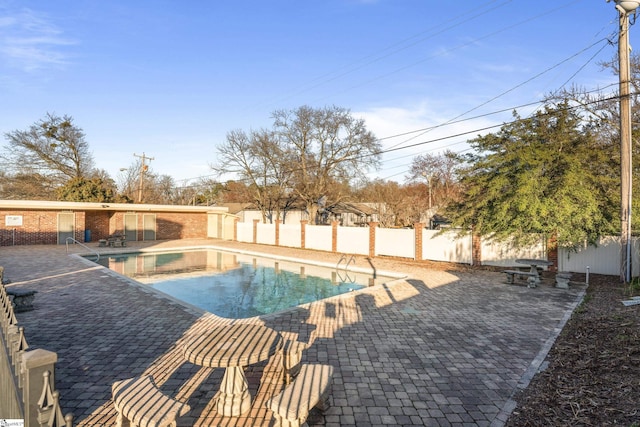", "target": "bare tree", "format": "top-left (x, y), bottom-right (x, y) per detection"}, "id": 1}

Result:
top-left (214, 106), bottom-right (381, 223)
top-left (0, 170), bottom-right (57, 200)
top-left (117, 163), bottom-right (141, 201)
top-left (117, 159), bottom-right (178, 204)
top-left (213, 128), bottom-right (296, 222)
top-left (354, 179), bottom-right (426, 227)
top-left (2, 113), bottom-right (95, 187)
top-left (273, 105), bottom-right (381, 223)
top-left (407, 150), bottom-right (463, 211)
